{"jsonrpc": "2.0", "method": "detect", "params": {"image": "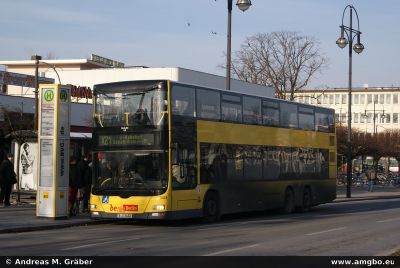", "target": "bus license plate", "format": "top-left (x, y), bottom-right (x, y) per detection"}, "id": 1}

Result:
top-left (117, 214), bottom-right (133, 219)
